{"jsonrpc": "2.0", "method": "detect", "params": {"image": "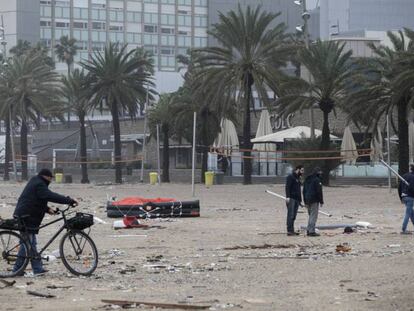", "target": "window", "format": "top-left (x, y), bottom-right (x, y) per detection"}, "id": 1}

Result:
top-left (143, 34), bottom-right (158, 44)
top-left (161, 35), bottom-right (175, 46)
top-left (73, 22), bottom-right (88, 29)
top-left (160, 47), bottom-right (174, 55)
top-left (40, 28), bottom-right (52, 39)
top-left (55, 22), bottom-right (70, 28)
top-left (161, 14), bottom-right (175, 25)
top-left (109, 32), bottom-right (124, 42)
top-left (73, 7), bottom-right (88, 19)
top-left (40, 20), bottom-right (52, 27)
top-left (127, 11), bottom-right (141, 23)
top-left (91, 31), bottom-right (106, 41)
top-left (194, 15), bottom-right (207, 27)
top-left (194, 37), bottom-right (207, 47)
top-left (178, 0), bottom-right (191, 5)
top-left (178, 36), bottom-right (191, 47)
top-left (161, 27), bottom-right (174, 34)
top-left (40, 6), bottom-right (51, 17)
top-left (127, 33), bottom-right (142, 44)
top-left (92, 9), bottom-right (106, 20)
top-left (144, 13), bottom-right (158, 24)
top-left (55, 6), bottom-right (70, 18)
top-left (92, 22), bottom-right (106, 30)
top-left (109, 10), bottom-right (124, 22)
top-left (144, 25), bottom-right (158, 33)
top-left (178, 15), bottom-right (191, 26)
top-left (161, 0), bottom-right (174, 3)
top-left (194, 0), bottom-right (207, 6)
